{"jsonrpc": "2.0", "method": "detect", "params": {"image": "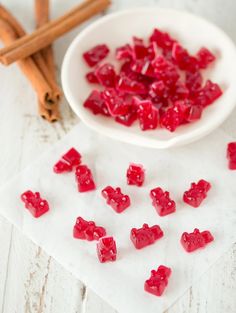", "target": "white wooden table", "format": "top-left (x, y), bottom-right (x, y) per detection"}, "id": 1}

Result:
top-left (0, 1), bottom-right (236, 312)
